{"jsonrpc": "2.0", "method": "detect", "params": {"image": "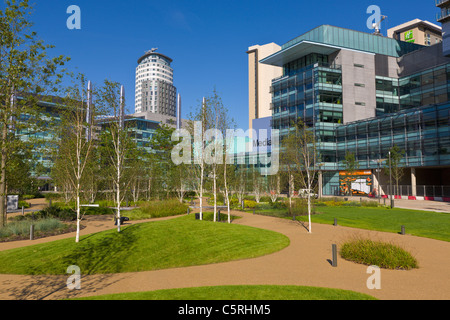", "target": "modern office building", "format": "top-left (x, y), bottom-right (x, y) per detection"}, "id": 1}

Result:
top-left (388, 19), bottom-right (442, 46)
top-left (436, 0), bottom-right (450, 56)
top-left (247, 43), bottom-right (283, 134)
top-left (257, 23), bottom-right (450, 198)
top-left (134, 49), bottom-right (177, 117)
